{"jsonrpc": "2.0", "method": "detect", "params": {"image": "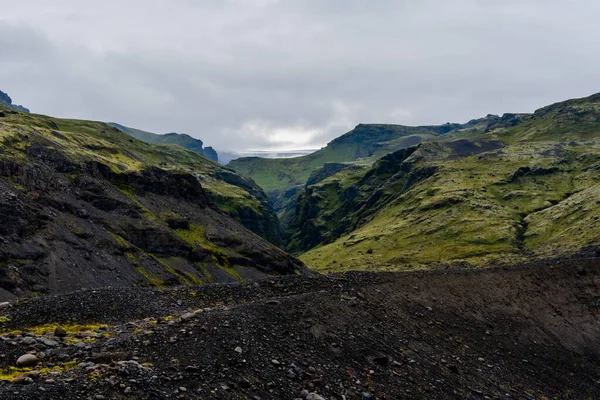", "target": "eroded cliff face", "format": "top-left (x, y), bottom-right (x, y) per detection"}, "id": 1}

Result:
top-left (0, 108), bottom-right (305, 300)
